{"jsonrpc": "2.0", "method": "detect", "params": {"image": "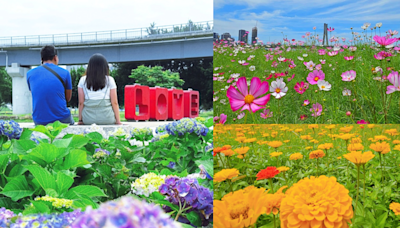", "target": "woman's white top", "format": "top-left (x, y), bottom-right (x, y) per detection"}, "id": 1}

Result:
top-left (78, 76), bottom-right (117, 100)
